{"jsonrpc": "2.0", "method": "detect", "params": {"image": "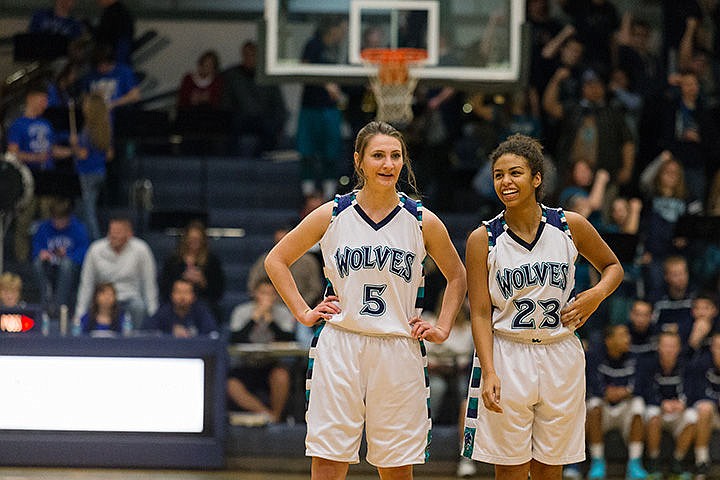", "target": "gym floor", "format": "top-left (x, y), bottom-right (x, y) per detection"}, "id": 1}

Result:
top-left (0, 467), bottom-right (642, 479)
